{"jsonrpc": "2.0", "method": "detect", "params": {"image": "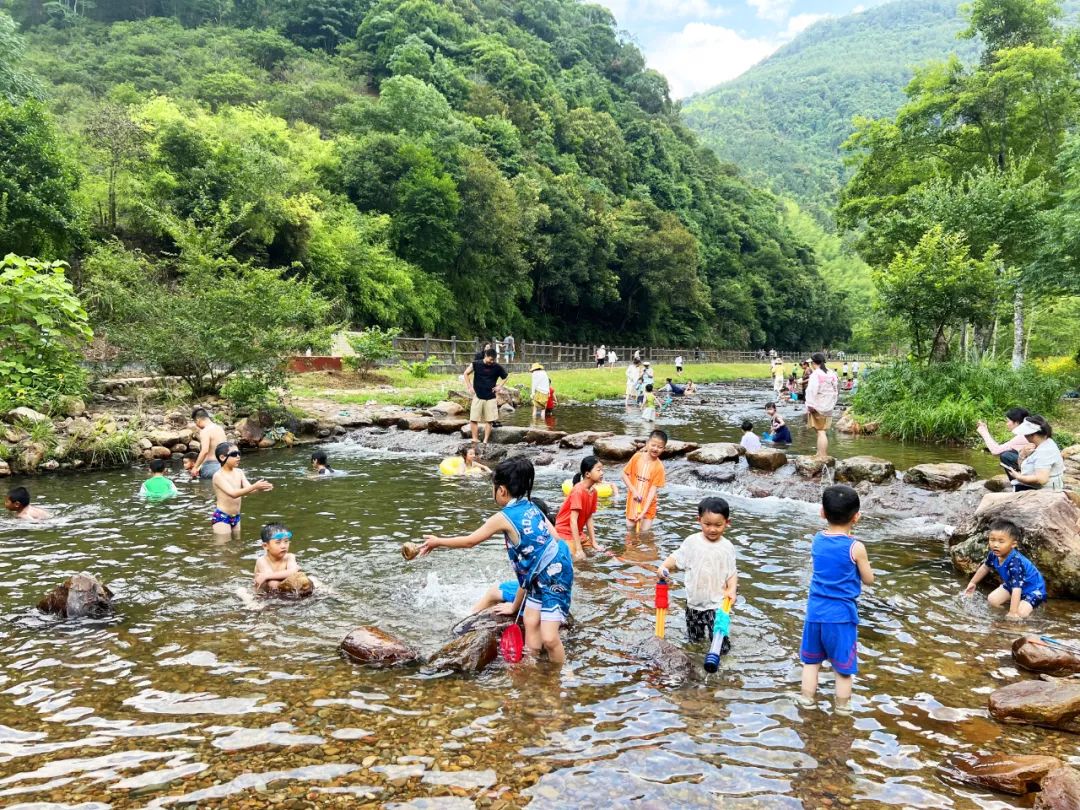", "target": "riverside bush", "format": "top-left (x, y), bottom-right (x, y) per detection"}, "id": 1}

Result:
top-left (851, 362), bottom-right (1067, 443)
